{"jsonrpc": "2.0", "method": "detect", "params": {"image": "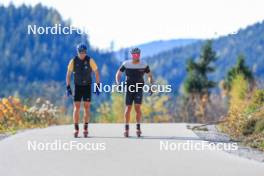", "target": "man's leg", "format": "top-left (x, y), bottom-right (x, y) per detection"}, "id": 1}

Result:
top-left (124, 90), bottom-right (133, 137)
top-left (134, 89), bottom-right (143, 137)
top-left (134, 104), bottom-right (142, 137)
top-left (134, 104), bottom-right (142, 123)
top-left (83, 102), bottom-right (90, 123)
top-left (124, 105), bottom-right (132, 137)
top-left (73, 102), bottom-right (81, 137)
top-left (83, 102), bottom-right (90, 137)
top-left (73, 85), bottom-right (82, 137)
top-left (125, 105), bottom-right (132, 124)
